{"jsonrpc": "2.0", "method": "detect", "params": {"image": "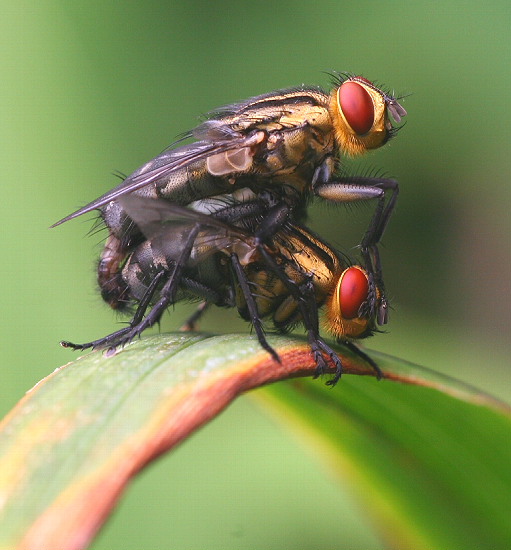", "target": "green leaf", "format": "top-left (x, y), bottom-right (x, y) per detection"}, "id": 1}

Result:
top-left (0, 333), bottom-right (509, 549)
top-left (259, 352), bottom-right (511, 549)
